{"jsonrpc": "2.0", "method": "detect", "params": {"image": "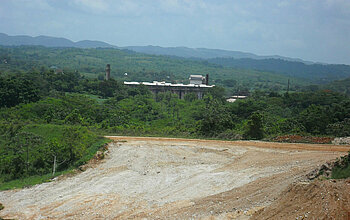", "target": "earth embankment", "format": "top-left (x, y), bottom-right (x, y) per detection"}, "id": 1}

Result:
top-left (0, 136), bottom-right (348, 219)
